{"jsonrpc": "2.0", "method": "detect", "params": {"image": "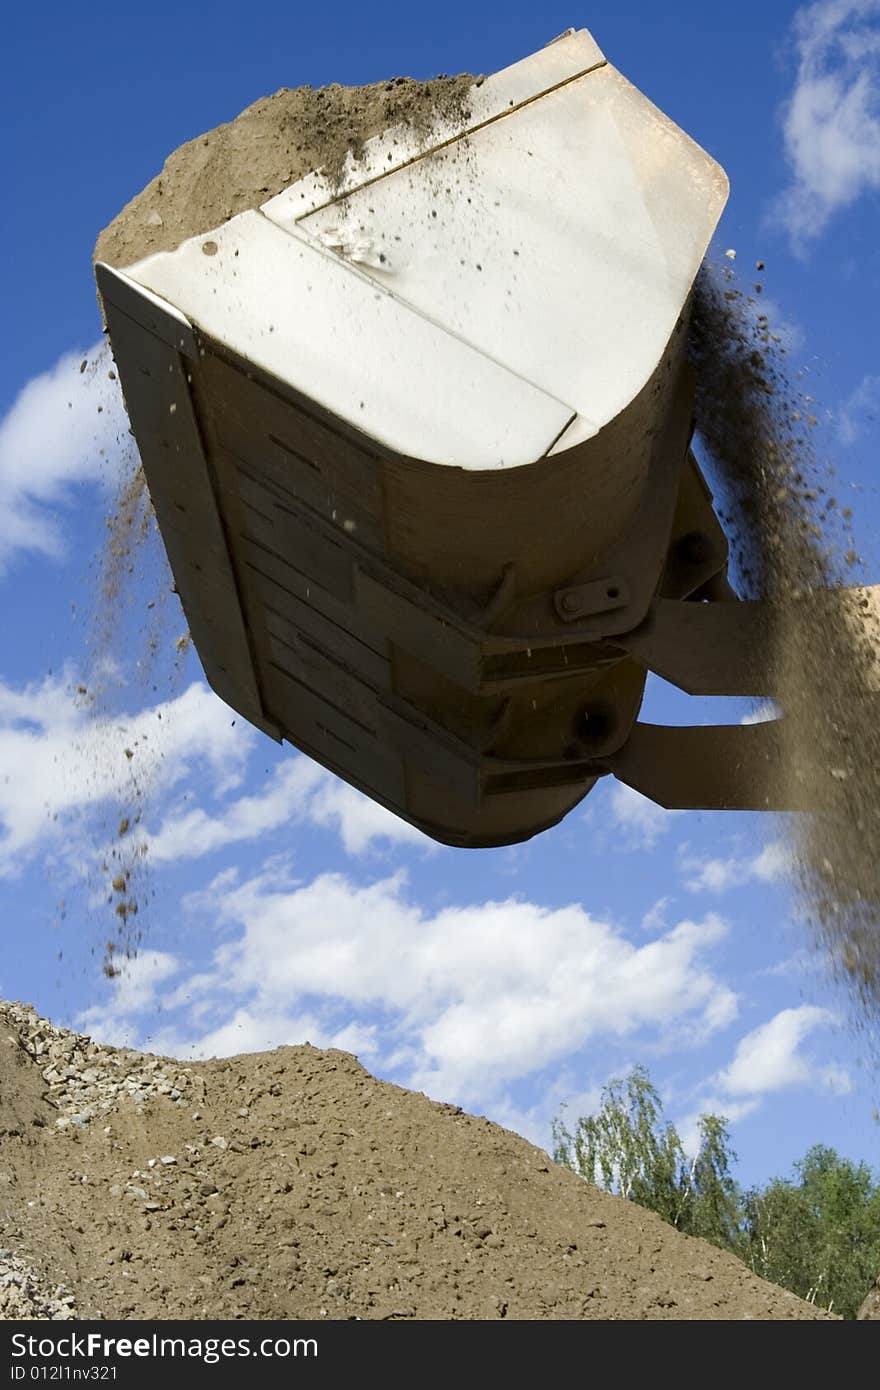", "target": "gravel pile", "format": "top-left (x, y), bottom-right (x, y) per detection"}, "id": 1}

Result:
top-left (0, 1250), bottom-right (77, 1321)
top-left (1, 1001), bottom-right (202, 1128)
